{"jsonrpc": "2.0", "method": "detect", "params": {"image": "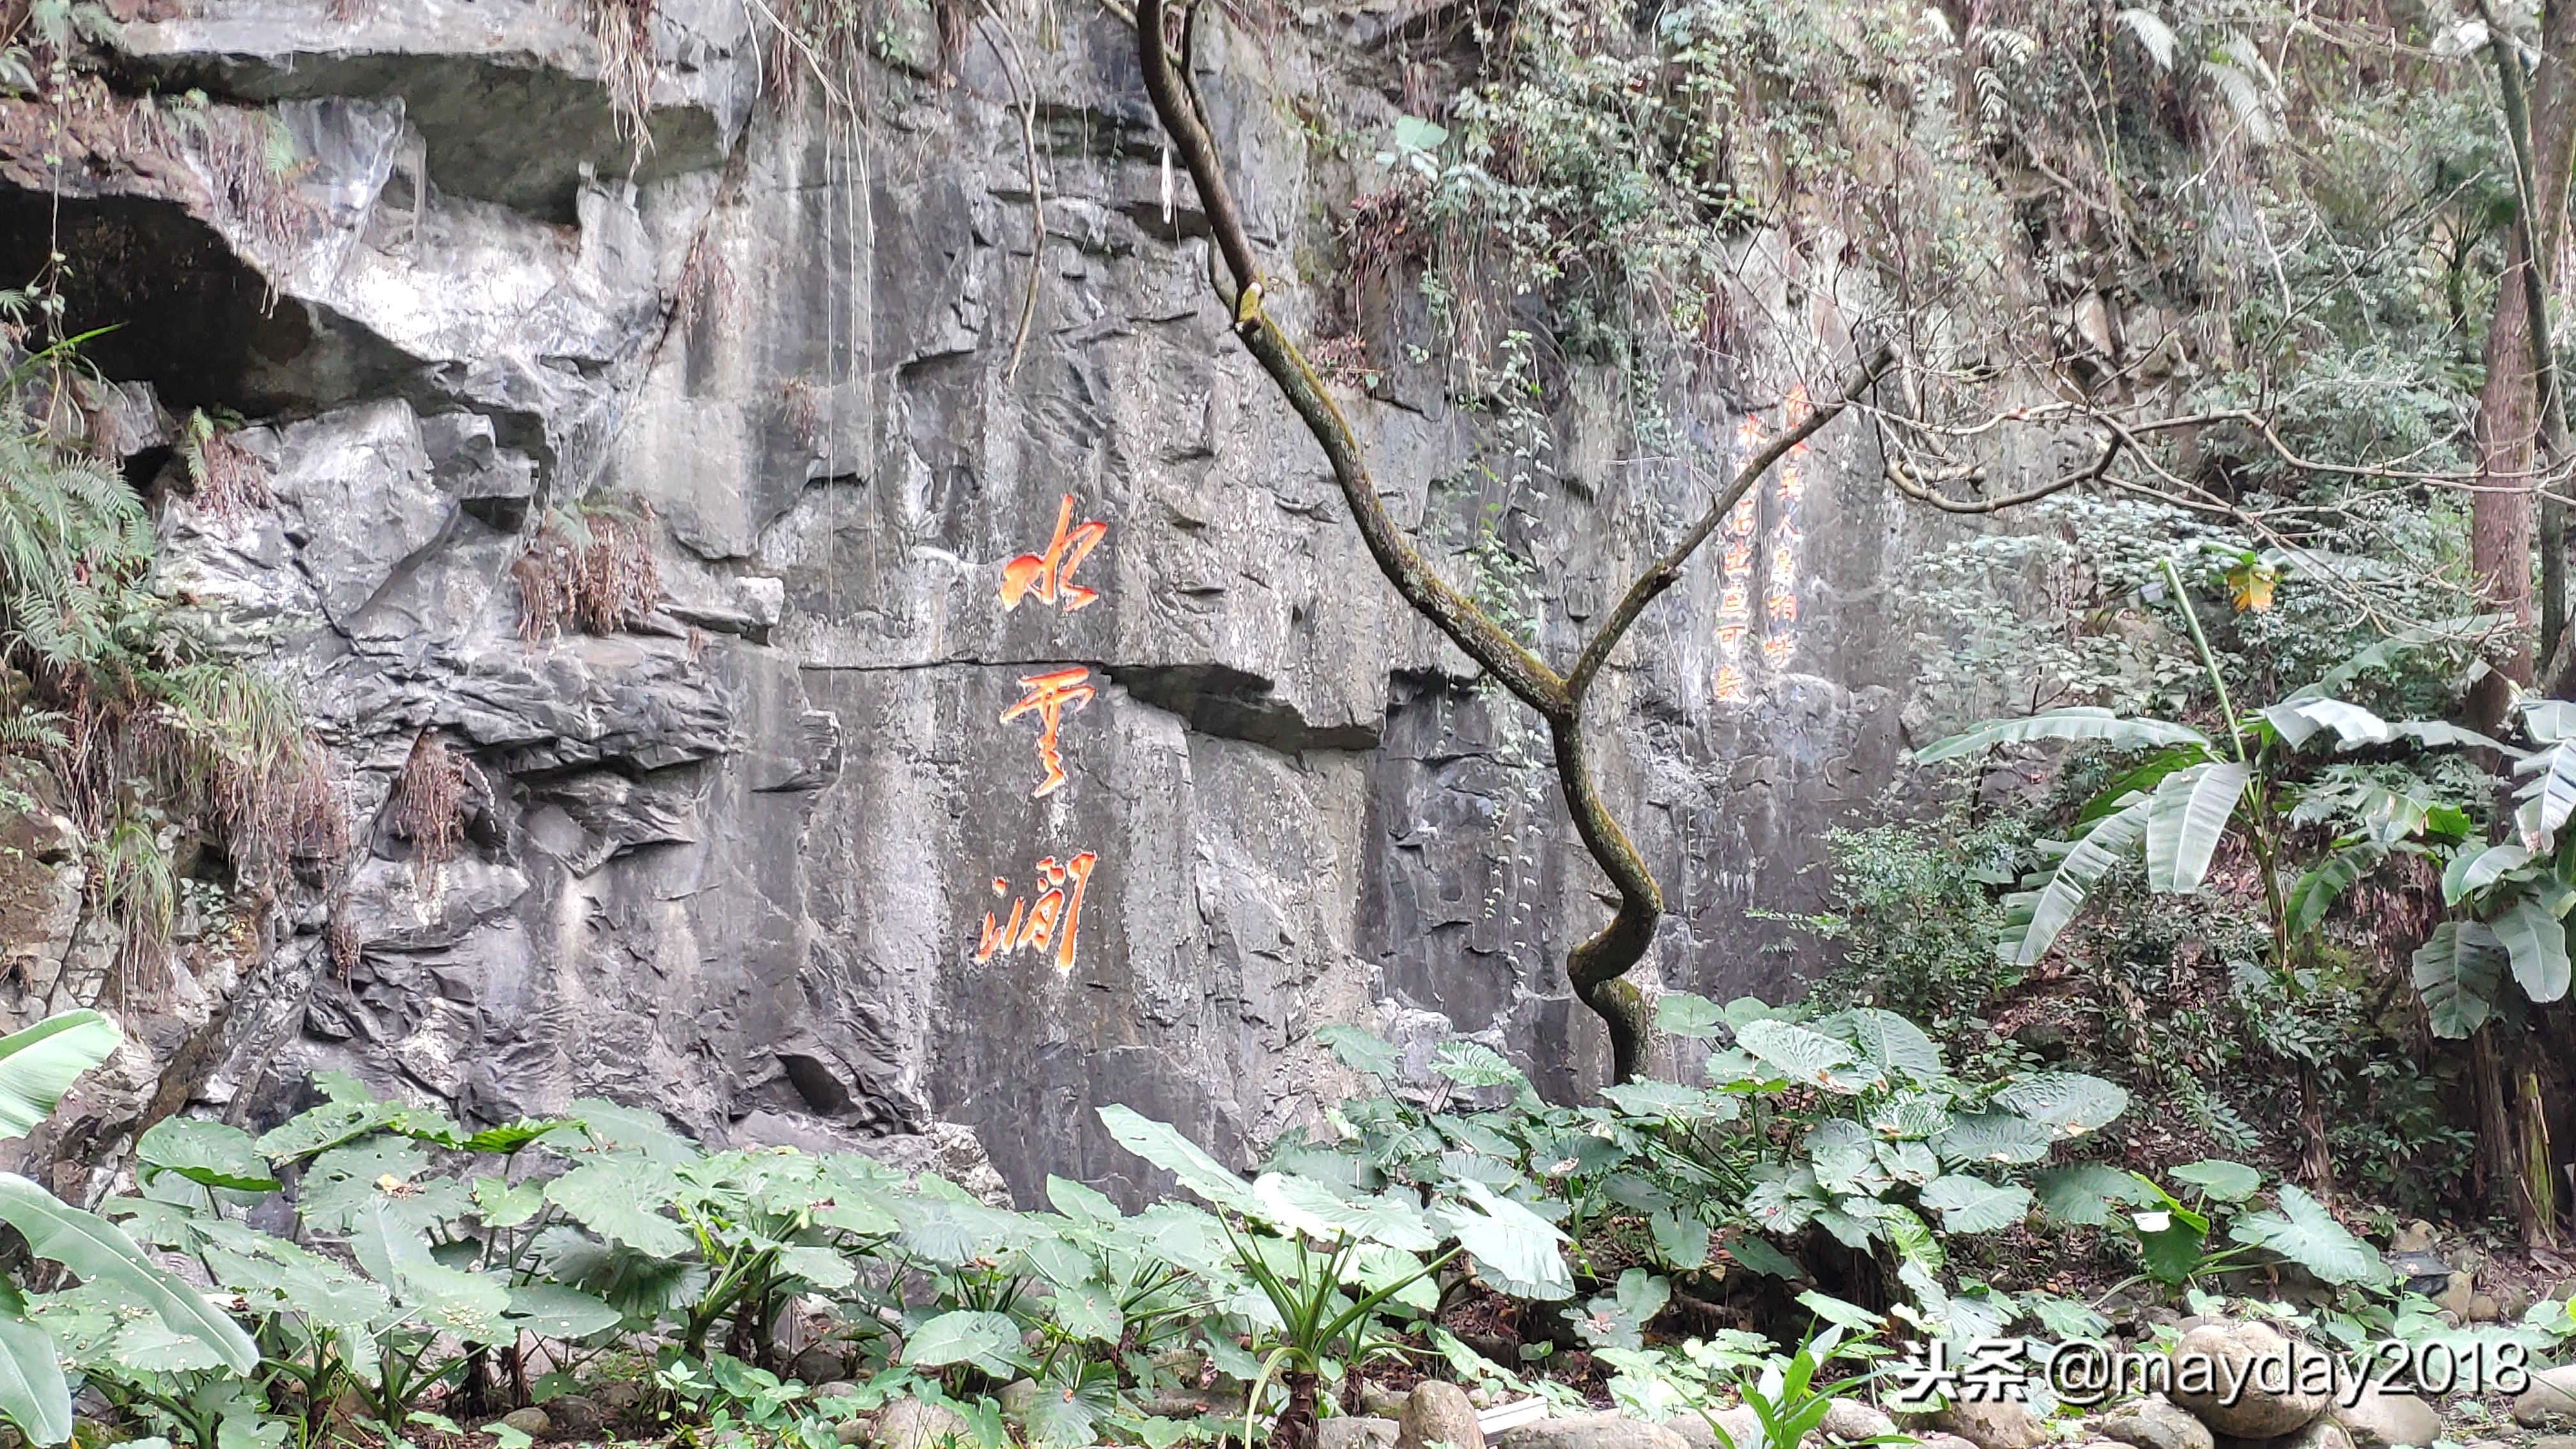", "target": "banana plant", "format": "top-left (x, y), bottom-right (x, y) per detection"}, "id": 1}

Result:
top-left (2407, 696), bottom-right (2576, 1037)
top-left (0, 1010), bottom-right (259, 1447)
top-left (1916, 558), bottom-right (2500, 969)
